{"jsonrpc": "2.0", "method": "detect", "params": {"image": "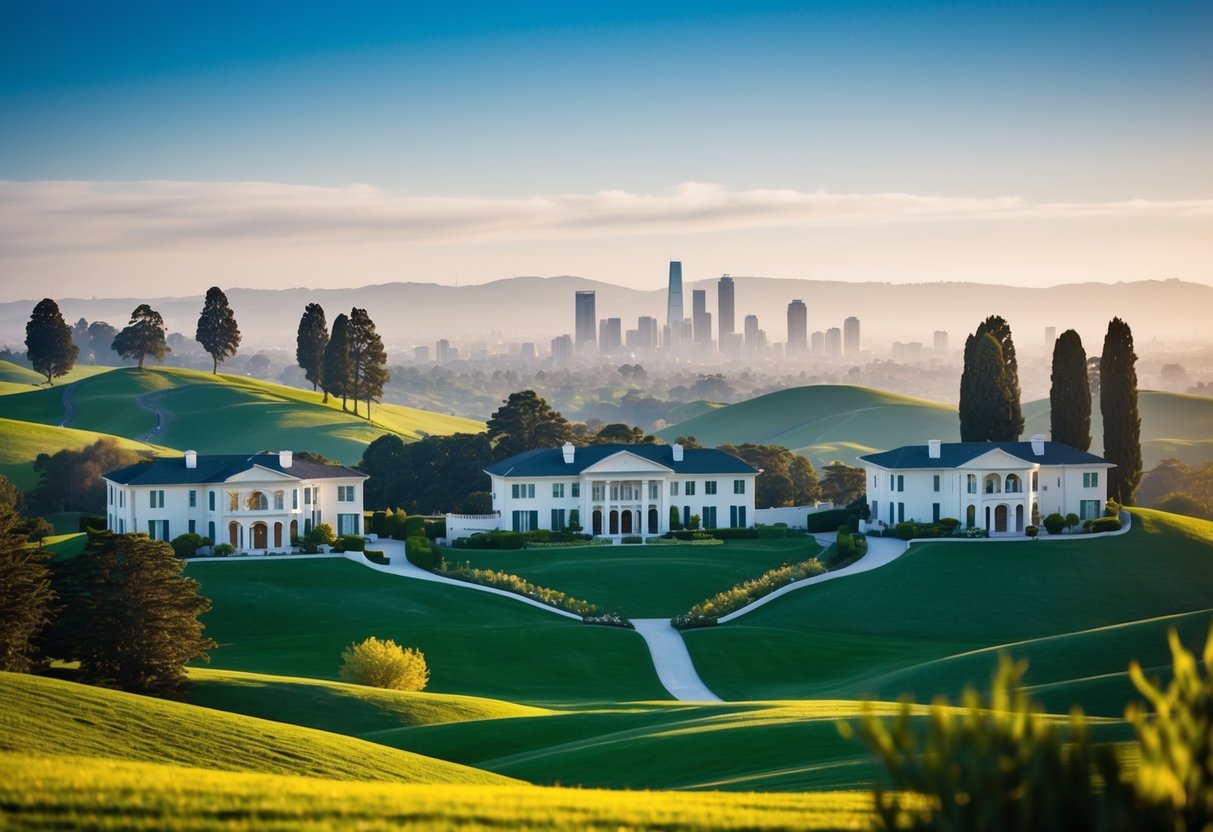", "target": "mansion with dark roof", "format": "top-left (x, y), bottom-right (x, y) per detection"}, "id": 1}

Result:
top-left (860, 436), bottom-right (1113, 536)
top-left (450, 442), bottom-right (759, 539)
top-left (103, 450), bottom-right (367, 552)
